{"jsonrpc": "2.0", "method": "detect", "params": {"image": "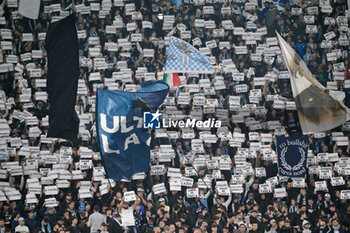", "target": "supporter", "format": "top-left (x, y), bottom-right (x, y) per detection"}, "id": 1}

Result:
top-left (0, 0), bottom-right (350, 233)
top-left (88, 206), bottom-right (106, 233)
top-left (0, 219), bottom-right (5, 233)
top-left (97, 222), bottom-right (109, 233)
top-left (265, 219), bottom-right (278, 233)
top-left (24, 211), bottom-right (37, 233)
top-left (66, 216), bottom-right (80, 233)
top-left (302, 220), bottom-right (312, 233)
top-left (14, 217), bottom-right (29, 233)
